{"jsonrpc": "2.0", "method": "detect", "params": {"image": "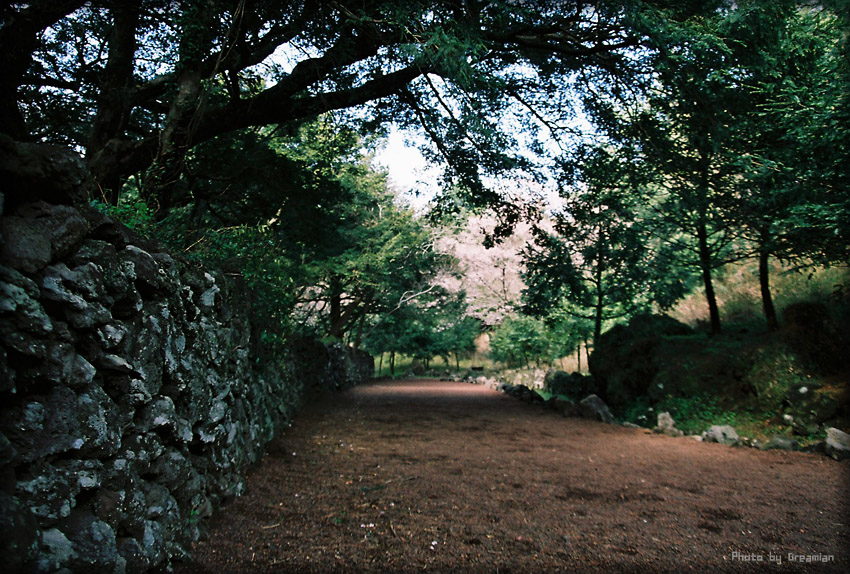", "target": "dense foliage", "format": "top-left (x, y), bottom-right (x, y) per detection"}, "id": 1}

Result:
top-left (523, 145), bottom-right (685, 343)
top-left (3, 0), bottom-right (686, 225)
top-left (4, 1), bottom-right (848, 365)
top-left (522, 0), bottom-right (850, 339)
top-left (94, 114), bottom-right (467, 352)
